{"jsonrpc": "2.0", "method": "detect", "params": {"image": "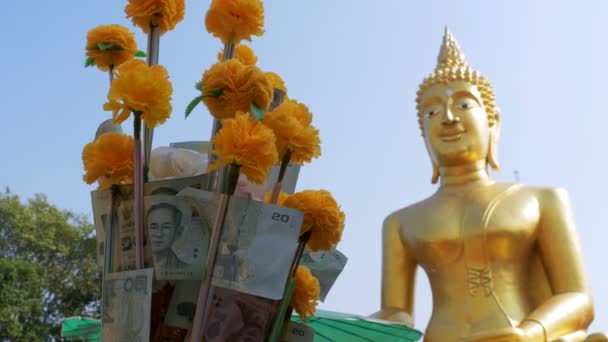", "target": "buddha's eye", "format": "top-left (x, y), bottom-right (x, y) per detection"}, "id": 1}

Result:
top-left (454, 99), bottom-right (478, 110)
top-left (426, 109), bottom-right (439, 117)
